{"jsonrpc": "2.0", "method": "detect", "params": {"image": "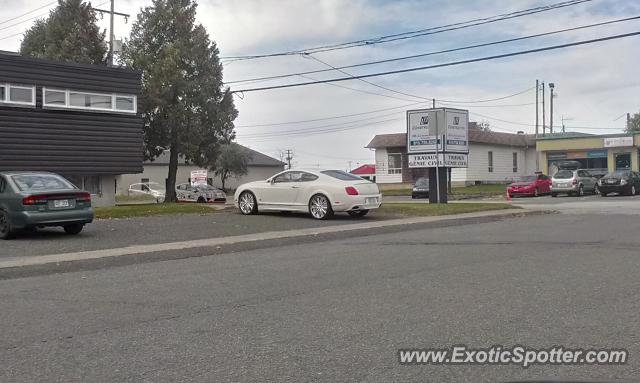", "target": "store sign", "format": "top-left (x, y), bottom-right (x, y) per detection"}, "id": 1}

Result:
top-left (407, 110), bottom-right (441, 153)
top-left (604, 136), bottom-right (633, 148)
top-left (547, 152), bottom-right (567, 160)
top-left (444, 109), bottom-right (469, 153)
top-left (190, 169), bottom-right (208, 187)
top-left (587, 150), bottom-right (608, 158)
top-left (408, 153), bottom-right (468, 168)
